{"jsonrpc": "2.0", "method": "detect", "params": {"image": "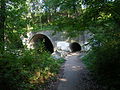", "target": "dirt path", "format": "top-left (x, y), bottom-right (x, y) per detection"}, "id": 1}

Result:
top-left (57, 52), bottom-right (105, 90)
